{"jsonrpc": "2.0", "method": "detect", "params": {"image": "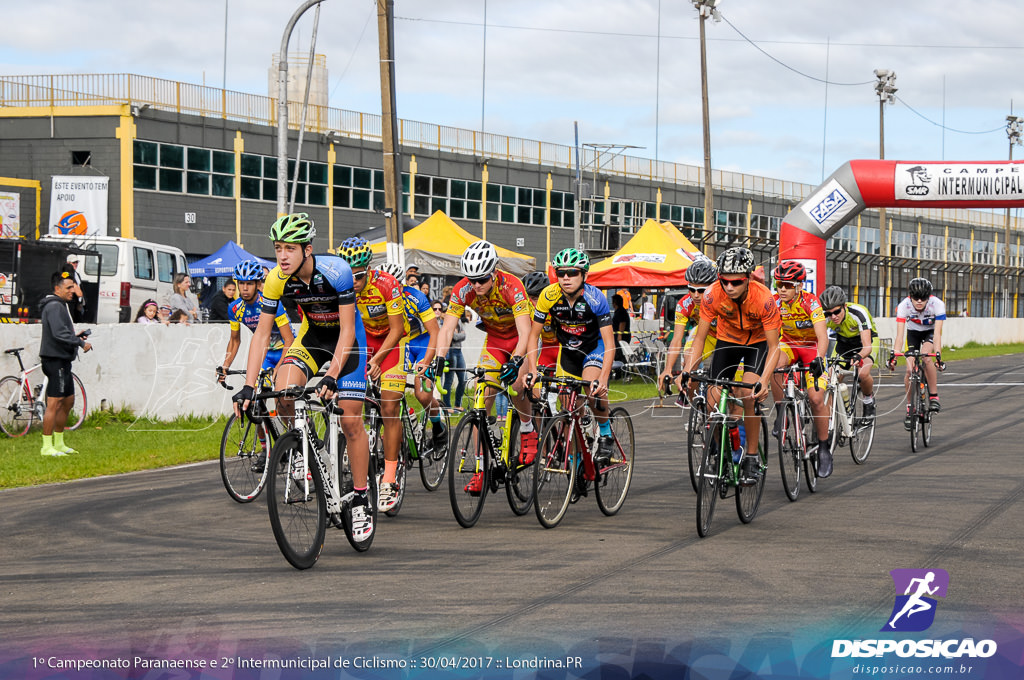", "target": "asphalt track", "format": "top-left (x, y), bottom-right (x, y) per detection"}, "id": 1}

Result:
top-left (1, 354), bottom-right (1022, 675)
